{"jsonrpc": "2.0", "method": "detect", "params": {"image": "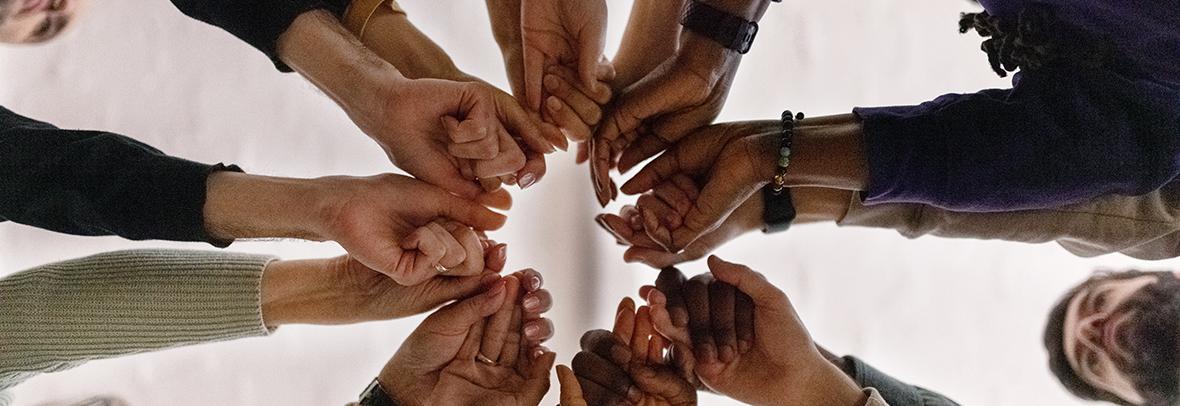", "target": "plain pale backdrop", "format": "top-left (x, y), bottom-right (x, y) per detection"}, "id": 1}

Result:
top-left (2, 1), bottom-right (1174, 405)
